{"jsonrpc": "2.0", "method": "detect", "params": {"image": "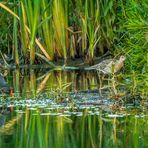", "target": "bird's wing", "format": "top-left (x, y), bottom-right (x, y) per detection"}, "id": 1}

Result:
top-left (89, 59), bottom-right (113, 69)
top-left (103, 61), bottom-right (114, 74)
top-left (97, 59), bottom-right (114, 71)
